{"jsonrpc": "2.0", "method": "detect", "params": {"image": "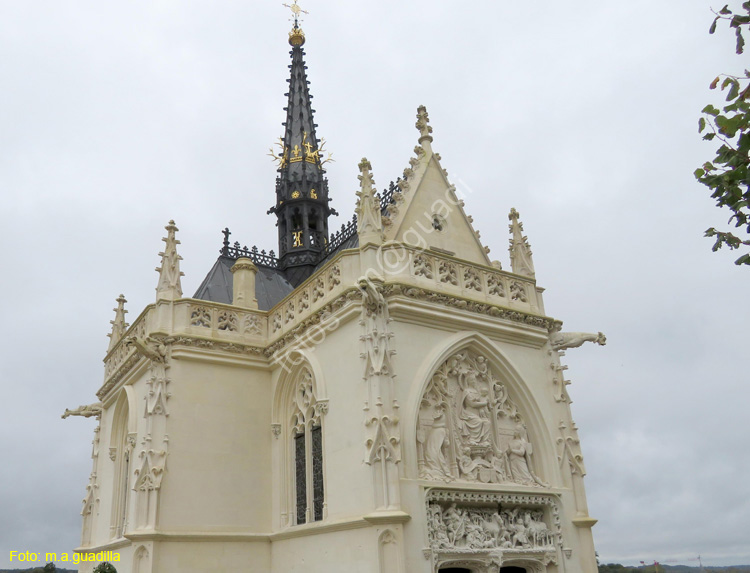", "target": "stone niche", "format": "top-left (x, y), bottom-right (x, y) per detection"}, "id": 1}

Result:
top-left (425, 489), bottom-right (561, 573)
top-left (417, 350), bottom-right (545, 487)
